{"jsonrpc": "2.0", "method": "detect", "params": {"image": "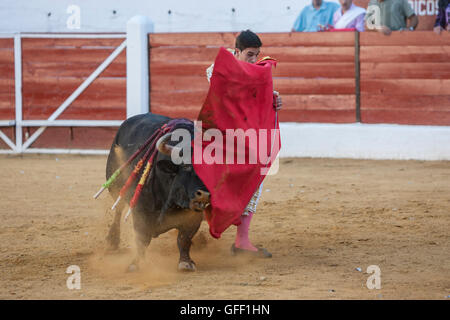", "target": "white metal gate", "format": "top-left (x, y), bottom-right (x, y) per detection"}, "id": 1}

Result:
top-left (0, 16), bottom-right (153, 154)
